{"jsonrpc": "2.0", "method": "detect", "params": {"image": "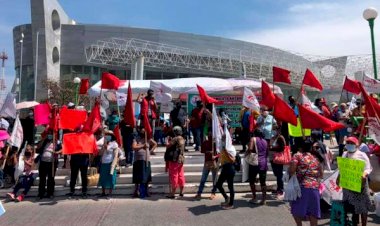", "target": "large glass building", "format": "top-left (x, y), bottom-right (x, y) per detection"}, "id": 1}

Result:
top-left (13, 0), bottom-right (378, 102)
